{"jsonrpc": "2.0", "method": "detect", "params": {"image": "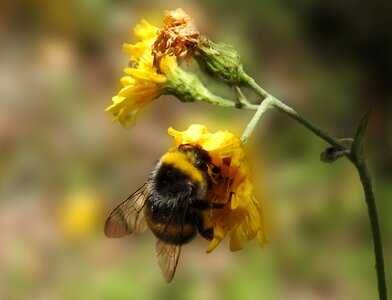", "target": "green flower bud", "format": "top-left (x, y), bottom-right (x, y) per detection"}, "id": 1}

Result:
top-left (165, 65), bottom-right (234, 107)
top-left (194, 39), bottom-right (247, 87)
